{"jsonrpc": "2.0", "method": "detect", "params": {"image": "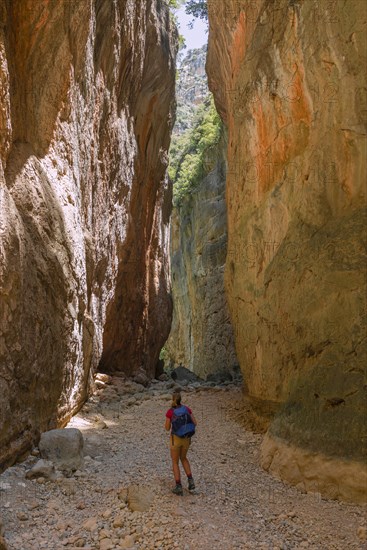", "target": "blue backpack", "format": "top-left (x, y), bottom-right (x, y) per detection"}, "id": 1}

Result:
top-left (171, 405), bottom-right (196, 438)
